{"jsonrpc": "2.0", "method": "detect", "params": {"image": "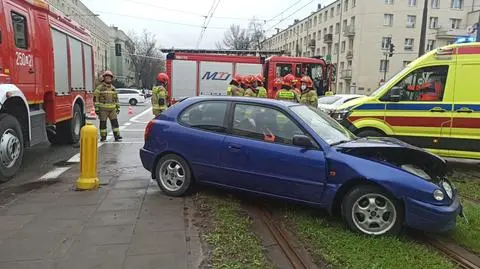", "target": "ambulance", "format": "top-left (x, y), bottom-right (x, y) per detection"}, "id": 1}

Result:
top-left (332, 42), bottom-right (480, 159)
